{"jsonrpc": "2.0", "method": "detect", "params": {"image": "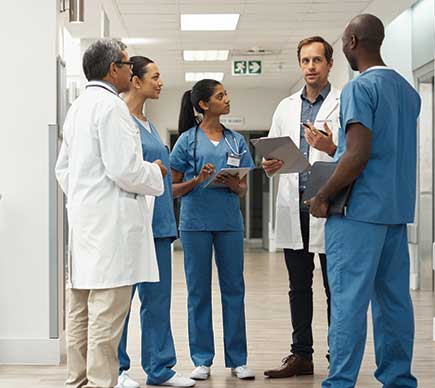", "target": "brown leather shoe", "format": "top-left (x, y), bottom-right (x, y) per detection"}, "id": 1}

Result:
top-left (264, 354), bottom-right (314, 378)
